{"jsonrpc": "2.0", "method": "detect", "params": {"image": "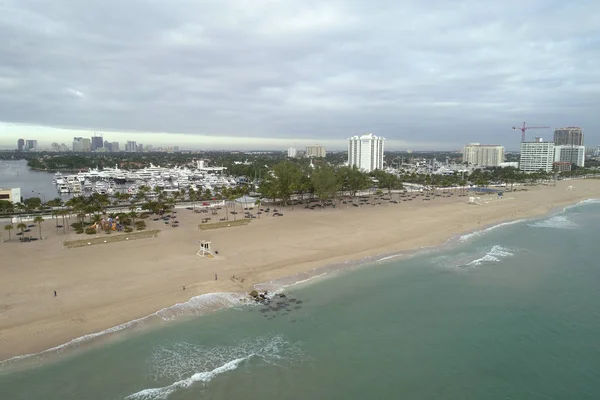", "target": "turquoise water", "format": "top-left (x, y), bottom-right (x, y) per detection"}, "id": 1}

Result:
top-left (2, 200), bottom-right (600, 399)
